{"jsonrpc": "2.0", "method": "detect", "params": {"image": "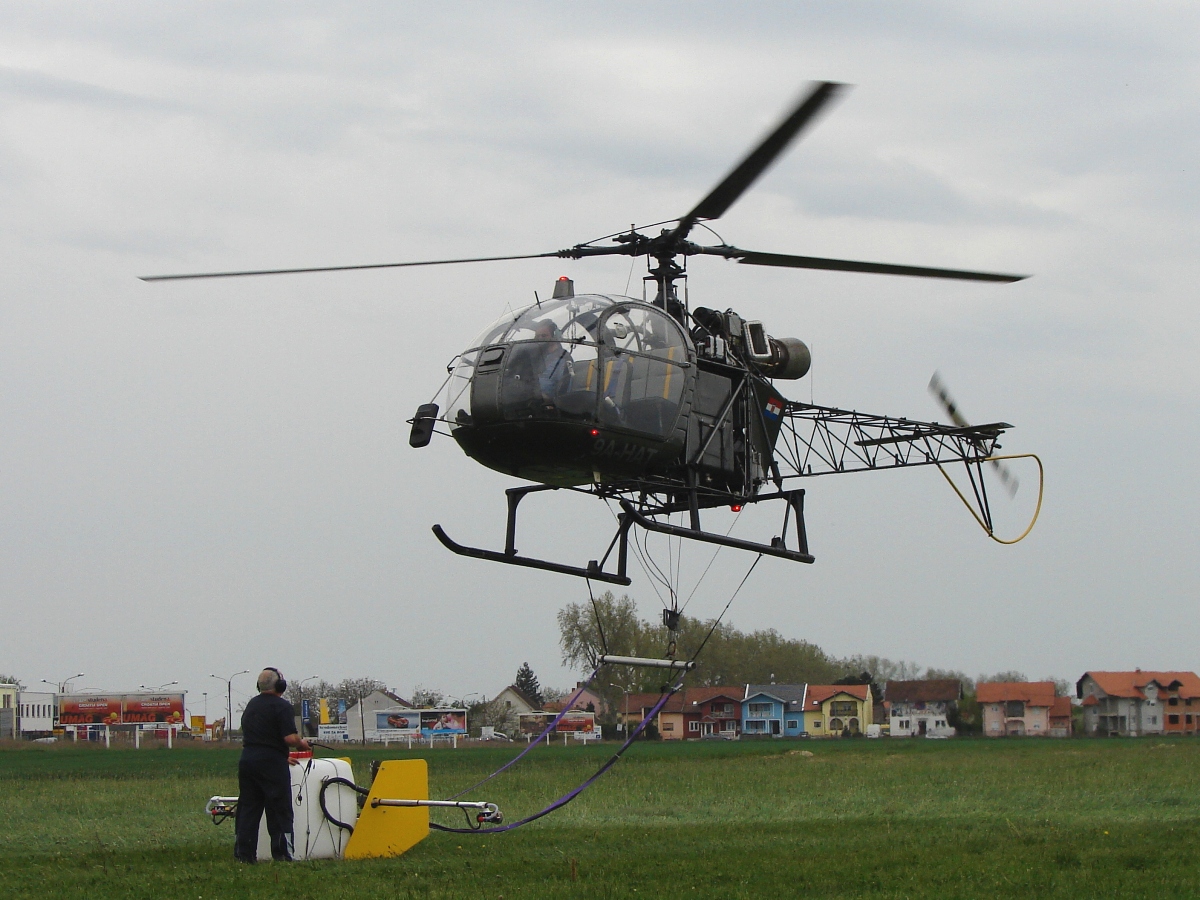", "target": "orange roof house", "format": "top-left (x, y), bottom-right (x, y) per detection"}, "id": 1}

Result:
top-left (977, 682), bottom-right (1061, 737)
top-left (1076, 671), bottom-right (1200, 737)
top-left (801, 684), bottom-right (873, 738)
